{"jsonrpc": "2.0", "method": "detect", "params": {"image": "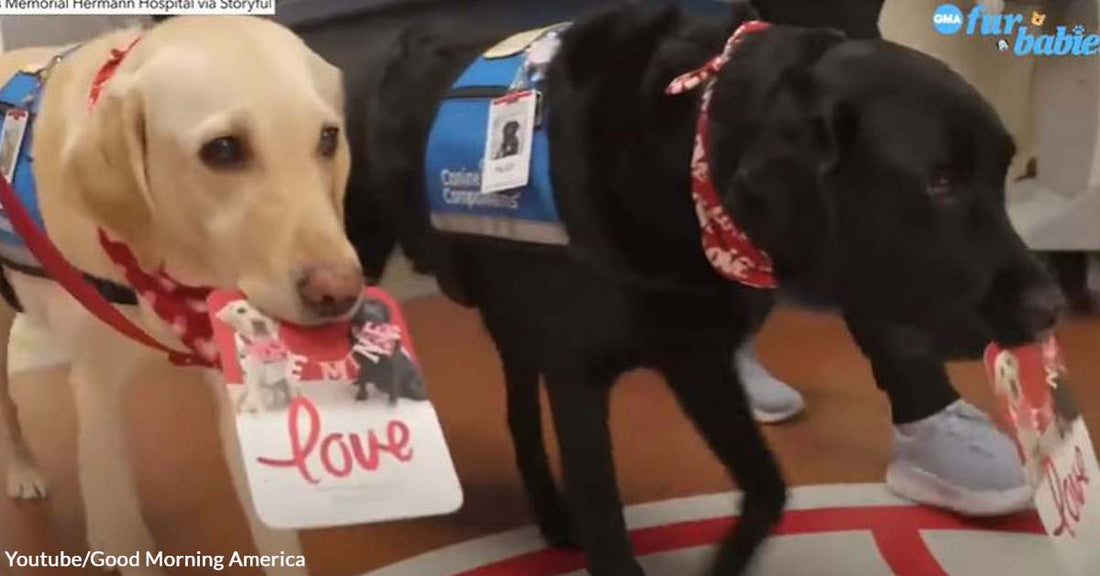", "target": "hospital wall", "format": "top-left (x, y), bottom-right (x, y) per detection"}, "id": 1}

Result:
top-left (883, 0), bottom-right (1100, 251)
